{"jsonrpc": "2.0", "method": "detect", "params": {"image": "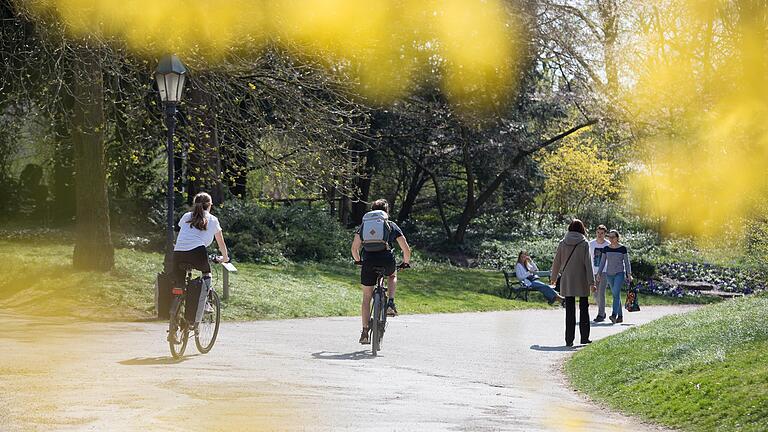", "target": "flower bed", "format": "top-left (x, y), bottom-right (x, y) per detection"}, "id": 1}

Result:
top-left (633, 262), bottom-right (767, 297)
